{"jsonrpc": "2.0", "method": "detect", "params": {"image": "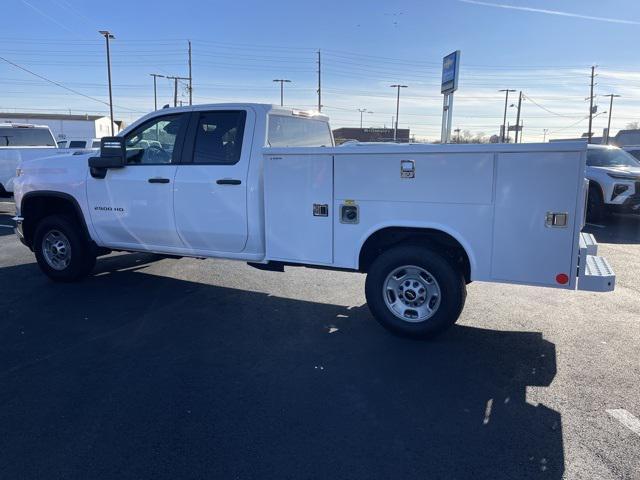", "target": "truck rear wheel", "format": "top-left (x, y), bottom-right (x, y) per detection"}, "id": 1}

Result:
top-left (365, 245), bottom-right (466, 338)
top-left (33, 214), bottom-right (96, 282)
